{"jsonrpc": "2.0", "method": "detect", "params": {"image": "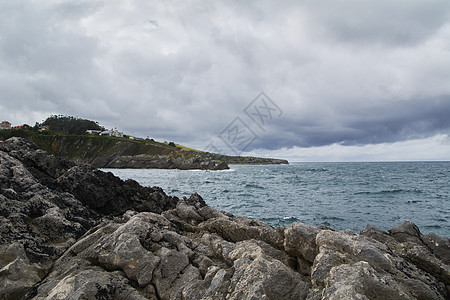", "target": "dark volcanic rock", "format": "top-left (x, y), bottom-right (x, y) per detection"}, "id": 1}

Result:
top-left (0, 137), bottom-right (177, 299)
top-left (0, 137), bottom-right (449, 299)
